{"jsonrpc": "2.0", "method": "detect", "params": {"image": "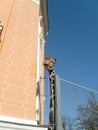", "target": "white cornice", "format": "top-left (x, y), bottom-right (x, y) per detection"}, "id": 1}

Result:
top-left (0, 116), bottom-right (48, 130)
top-left (0, 122), bottom-right (48, 130)
top-left (0, 116), bottom-right (37, 125)
top-left (40, 0), bottom-right (49, 36)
